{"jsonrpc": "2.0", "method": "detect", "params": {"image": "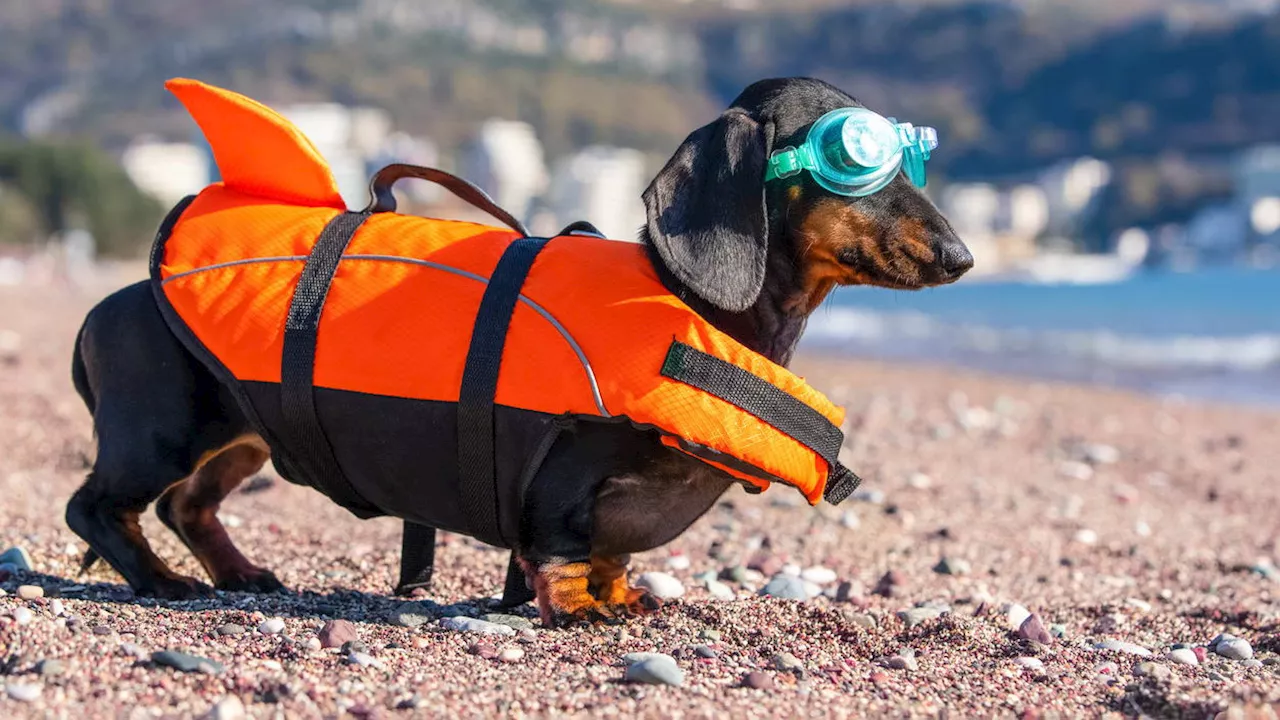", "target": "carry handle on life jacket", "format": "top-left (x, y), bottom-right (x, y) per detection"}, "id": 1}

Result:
top-left (363, 163), bottom-right (531, 237)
